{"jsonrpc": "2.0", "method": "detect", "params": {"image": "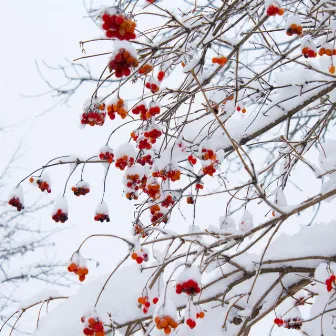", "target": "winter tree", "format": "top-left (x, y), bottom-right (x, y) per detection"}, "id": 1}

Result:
top-left (0, 143), bottom-right (68, 333)
top-left (3, 0), bottom-right (336, 335)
